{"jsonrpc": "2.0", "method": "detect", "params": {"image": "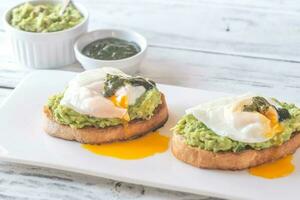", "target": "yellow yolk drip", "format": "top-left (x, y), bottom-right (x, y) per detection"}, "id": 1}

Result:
top-left (249, 155), bottom-right (295, 179)
top-left (265, 108), bottom-right (278, 125)
top-left (122, 113), bottom-right (130, 122)
top-left (109, 95), bottom-right (130, 121)
top-left (122, 120), bottom-right (130, 137)
top-left (263, 108), bottom-right (284, 139)
top-left (82, 132), bottom-right (169, 160)
top-left (109, 95), bottom-right (130, 135)
top-left (109, 95), bottom-right (128, 109)
top-left (119, 95), bottom-right (129, 108)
